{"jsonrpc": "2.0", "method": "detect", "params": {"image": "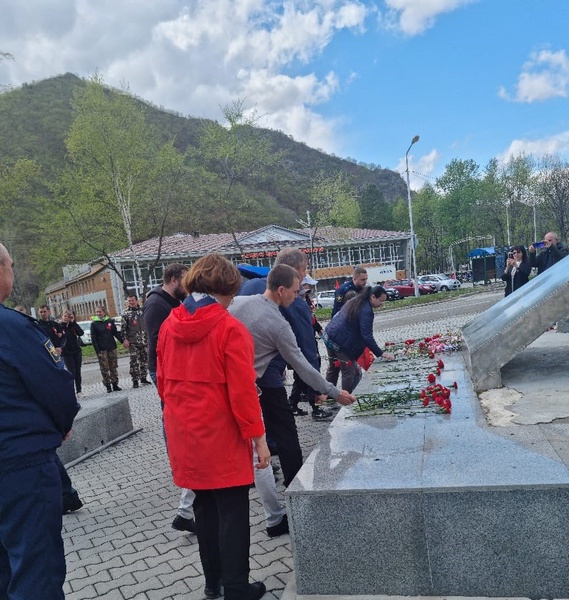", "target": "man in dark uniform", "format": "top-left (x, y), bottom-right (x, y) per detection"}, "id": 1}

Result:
top-left (121, 292), bottom-right (150, 388)
top-left (331, 266), bottom-right (368, 318)
top-left (0, 242), bottom-right (79, 600)
top-left (37, 304), bottom-right (64, 353)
